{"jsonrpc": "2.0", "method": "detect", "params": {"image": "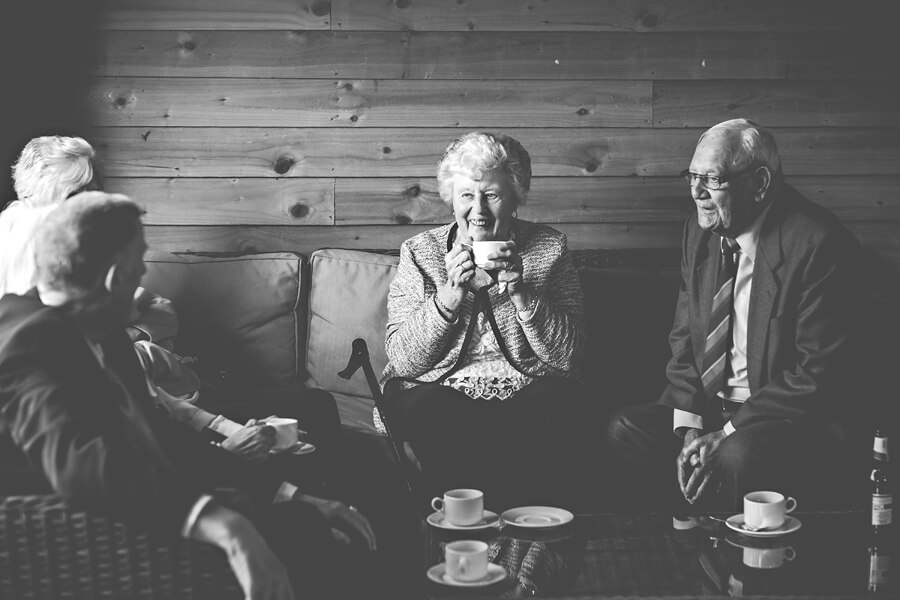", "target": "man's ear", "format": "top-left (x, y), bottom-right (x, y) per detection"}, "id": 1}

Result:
top-left (103, 263), bottom-right (119, 293)
top-left (753, 166), bottom-right (772, 203)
